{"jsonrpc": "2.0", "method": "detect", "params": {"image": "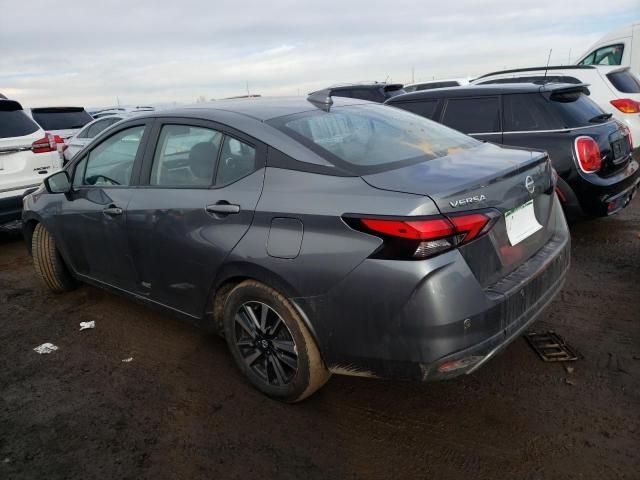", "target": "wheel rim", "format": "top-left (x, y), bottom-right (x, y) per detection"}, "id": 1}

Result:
top-left (233, 301), bottom-right (298, 386)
